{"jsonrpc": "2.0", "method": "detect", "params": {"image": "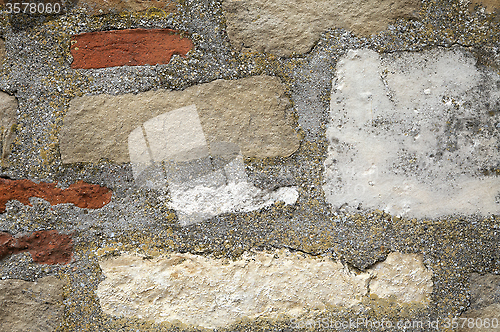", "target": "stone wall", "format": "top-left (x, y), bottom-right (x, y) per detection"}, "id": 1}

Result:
top-left (0, 0), bottom-right (499, 331)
